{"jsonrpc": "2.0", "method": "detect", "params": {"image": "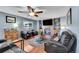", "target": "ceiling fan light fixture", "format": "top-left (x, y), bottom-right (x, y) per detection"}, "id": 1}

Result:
top-left (29, 12), bottom-right (35, 16)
